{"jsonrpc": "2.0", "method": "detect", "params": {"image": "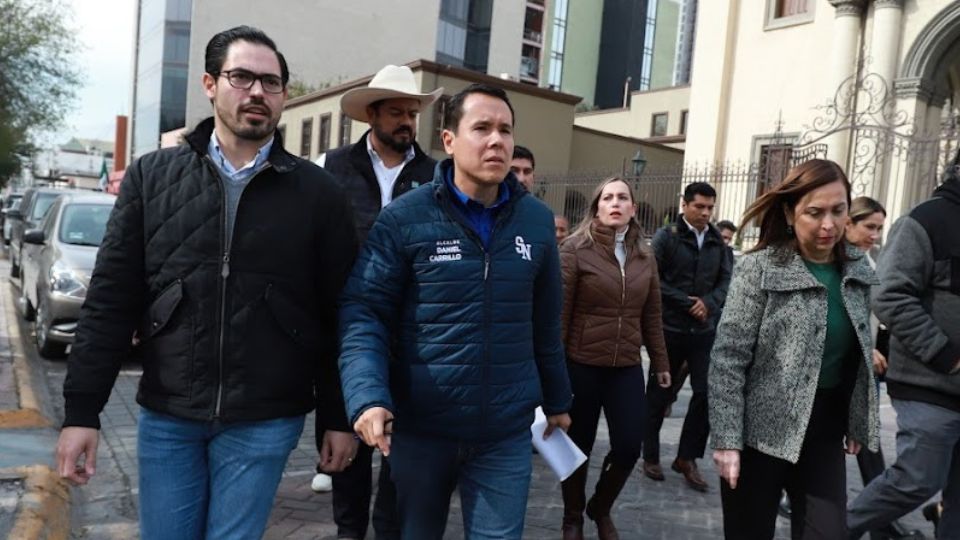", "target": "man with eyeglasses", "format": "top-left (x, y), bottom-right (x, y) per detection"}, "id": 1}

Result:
top-left (56, 26), bottom-right (358, 539)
